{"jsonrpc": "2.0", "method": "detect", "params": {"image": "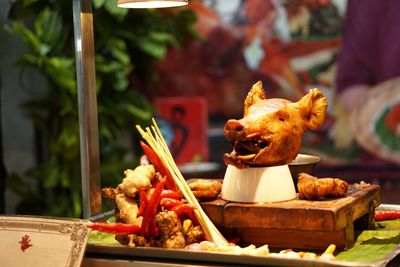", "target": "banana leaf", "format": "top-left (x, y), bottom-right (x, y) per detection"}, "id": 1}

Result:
top-left (88, 231), bottom-right (120, 245)
top-left (88, 216), bottom-right (120, 245)
top-left (335, 220), bottom-right (400, 263)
